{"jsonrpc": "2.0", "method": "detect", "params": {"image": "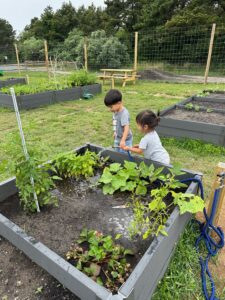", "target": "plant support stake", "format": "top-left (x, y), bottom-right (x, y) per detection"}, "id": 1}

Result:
top-left (10, 87), bottom-right (40, 213)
